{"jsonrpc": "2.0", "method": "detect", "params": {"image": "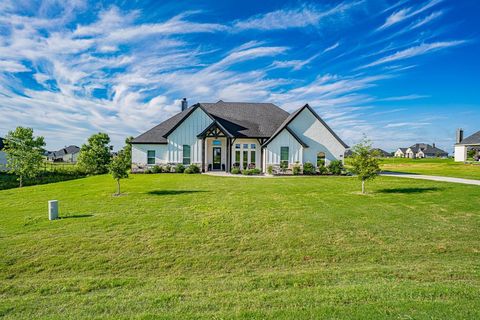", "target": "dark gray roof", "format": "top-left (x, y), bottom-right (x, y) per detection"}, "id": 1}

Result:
top-left (372, 148), bottom-right (391, 157)
top-left (457, 130), bottom-right (480, 145)
top-left (47, 145), bottom-right (80, 159)
top-left (408, 143), bottom-right (447, 155)
top-left (0, 137), bottom-right (4, 151)
top-left (132, 101), bottom-right (290, 144)
top-left (397, 148), bottom-right (408, 152)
